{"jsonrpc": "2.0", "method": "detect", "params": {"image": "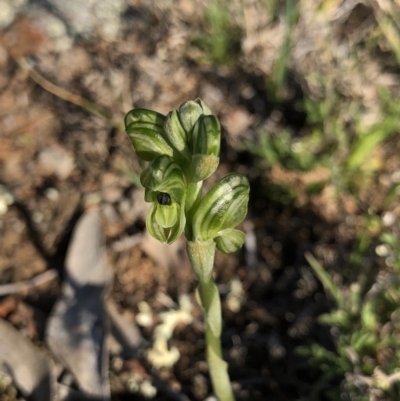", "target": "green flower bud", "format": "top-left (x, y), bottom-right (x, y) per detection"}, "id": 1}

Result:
top-left (187, 115), bottom-right (221, 181)
top-left (192, 174), bottom-right (250, 243)
top-left (214, 229), bottom-right (246, 254)
top-left (125, 109), bottom-right (173, 161)
top-left (164, 110), bottom-right (188, 152)
top-left (178, 98), bottom-right (211, 134)
top-left (140, 156), bottom-right (185, 204)
top-left (191, 115), bottom-right (220, 156)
